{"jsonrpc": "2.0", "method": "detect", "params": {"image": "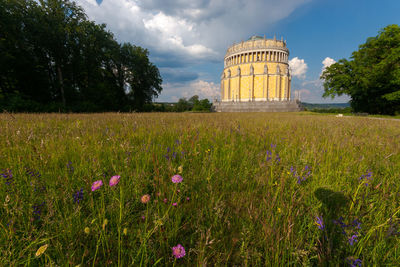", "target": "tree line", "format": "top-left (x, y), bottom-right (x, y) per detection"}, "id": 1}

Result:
top-left (321, 24), bottom-right (400, 115)
top-left (0, 0), bottom-right (162, 112)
